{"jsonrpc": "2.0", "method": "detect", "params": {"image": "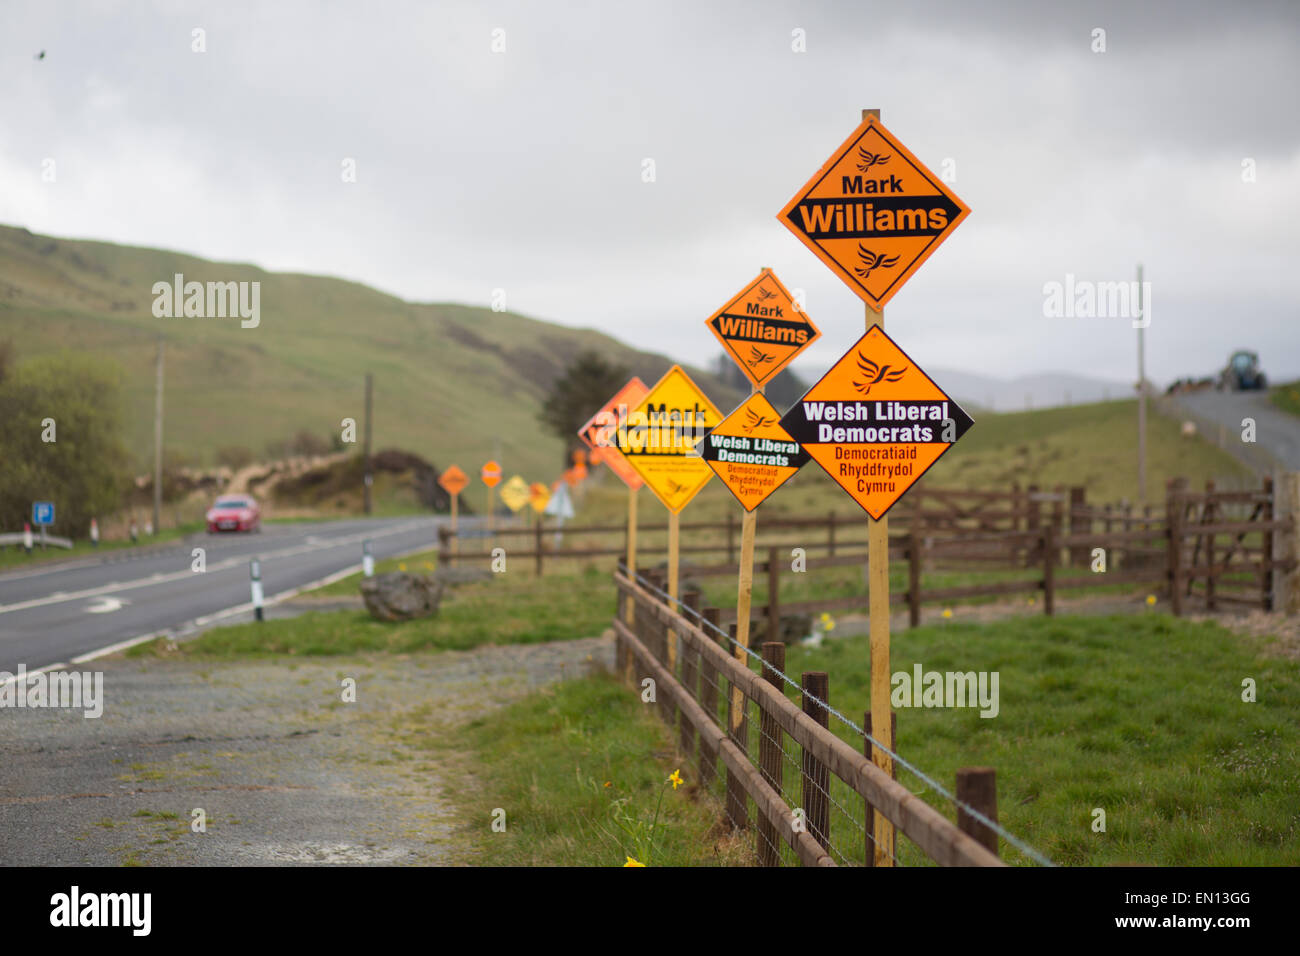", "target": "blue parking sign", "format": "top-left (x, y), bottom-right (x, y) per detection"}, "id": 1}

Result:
top-left (32, 501), bottom-right (55, 526)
